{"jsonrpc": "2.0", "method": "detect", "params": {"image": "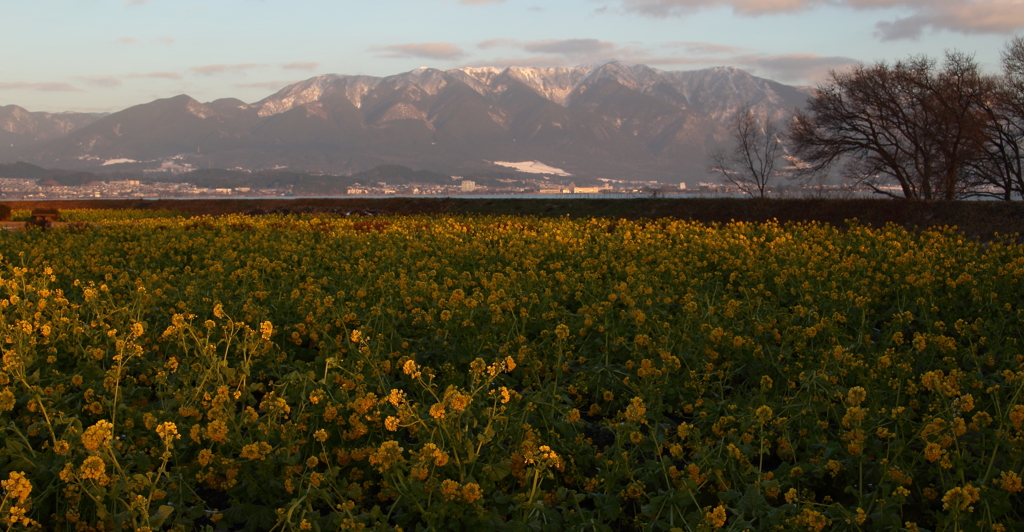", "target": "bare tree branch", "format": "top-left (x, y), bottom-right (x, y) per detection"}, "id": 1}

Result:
top-left (707, 103), bottom-right (786, 198)
top-left (787, 53), bottom-right (995, 201)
